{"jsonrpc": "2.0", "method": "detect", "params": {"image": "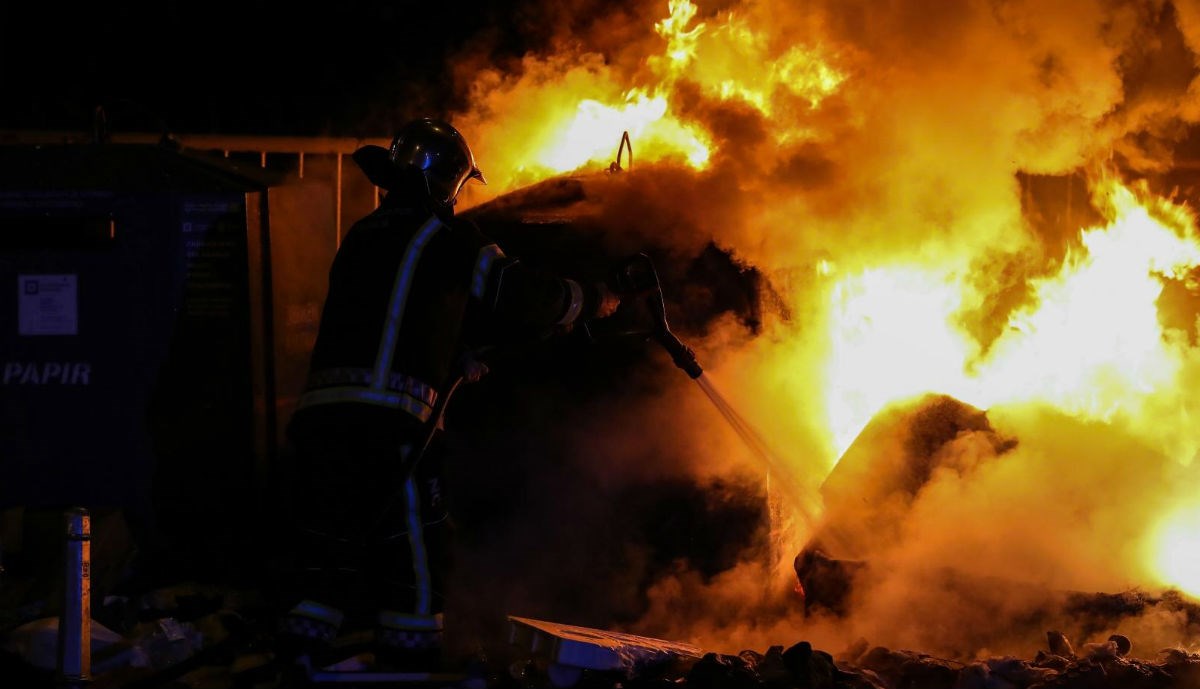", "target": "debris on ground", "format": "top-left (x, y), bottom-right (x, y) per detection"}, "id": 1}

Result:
top-left (4, 581), bottom-right (1200, 688)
